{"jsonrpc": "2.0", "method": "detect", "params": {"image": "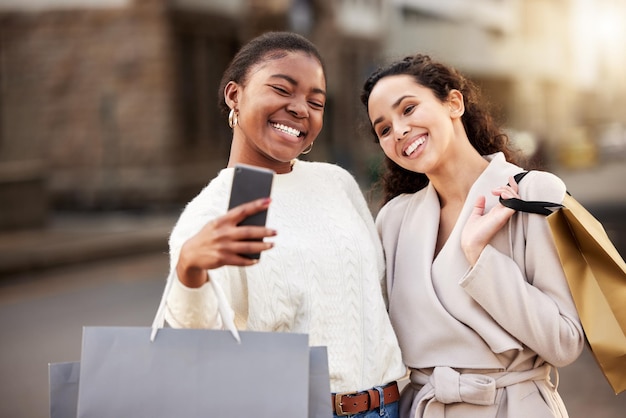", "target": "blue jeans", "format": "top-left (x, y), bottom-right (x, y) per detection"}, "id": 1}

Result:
top-left (331, 400), bottom-right (399, 418)
top-left (332, 385), bottom-right (400, 418)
